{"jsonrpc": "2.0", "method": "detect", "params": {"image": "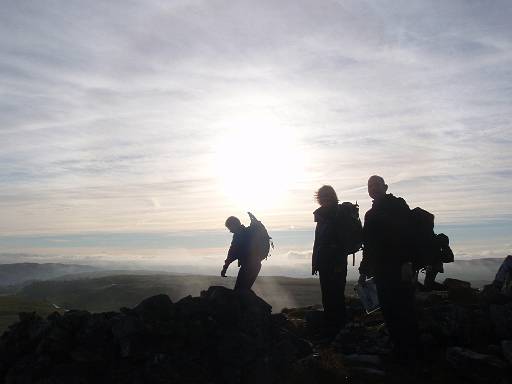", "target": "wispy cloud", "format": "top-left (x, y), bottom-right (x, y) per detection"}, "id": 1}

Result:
top-left (0, 1), bottom-right (511, 265)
